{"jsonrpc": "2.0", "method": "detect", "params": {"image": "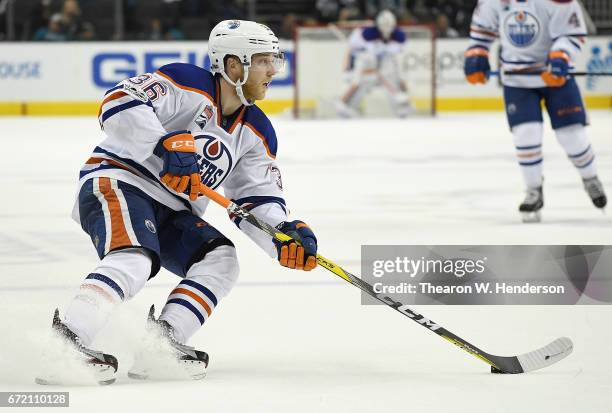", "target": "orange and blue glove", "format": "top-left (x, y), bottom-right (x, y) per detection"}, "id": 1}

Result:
top-left (541, 51), bottom-right (570, 88)
top-left (464, 46), bottom-right (490, 84)
top-left (274, 220), bottom-right (318, 271)
top-left (154, 130), bottom-right (201, 201)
